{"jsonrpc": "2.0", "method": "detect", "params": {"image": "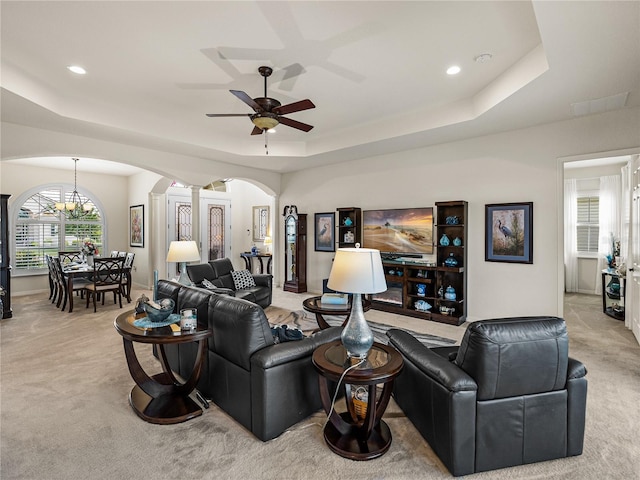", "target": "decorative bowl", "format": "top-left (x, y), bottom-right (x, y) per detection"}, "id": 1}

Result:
top-left (144, 298), bottom-right (175, 322)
